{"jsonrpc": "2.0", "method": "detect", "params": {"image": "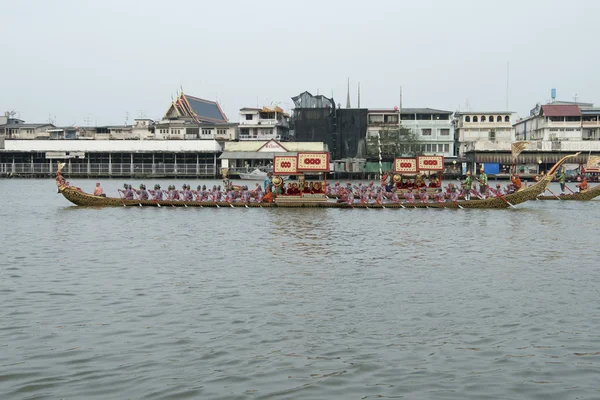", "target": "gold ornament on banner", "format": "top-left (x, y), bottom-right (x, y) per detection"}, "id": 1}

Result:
top-left (393, 174), bottom-right (401, 183)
